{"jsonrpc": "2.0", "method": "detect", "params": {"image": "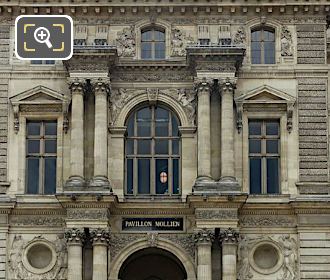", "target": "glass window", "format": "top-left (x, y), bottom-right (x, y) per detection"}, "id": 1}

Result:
top-left (31, 60), bottom-right (55, 65)
top-left (251, 27), bottom-right (275, 64)
top-left (249, 120), bottom-right (280, 194)
top-left (26, 121), bottom-right (57, 194)
top-left (141, 28), bottom-right (165, 60)
top-left (125, 105), bottom-right (180, 196)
